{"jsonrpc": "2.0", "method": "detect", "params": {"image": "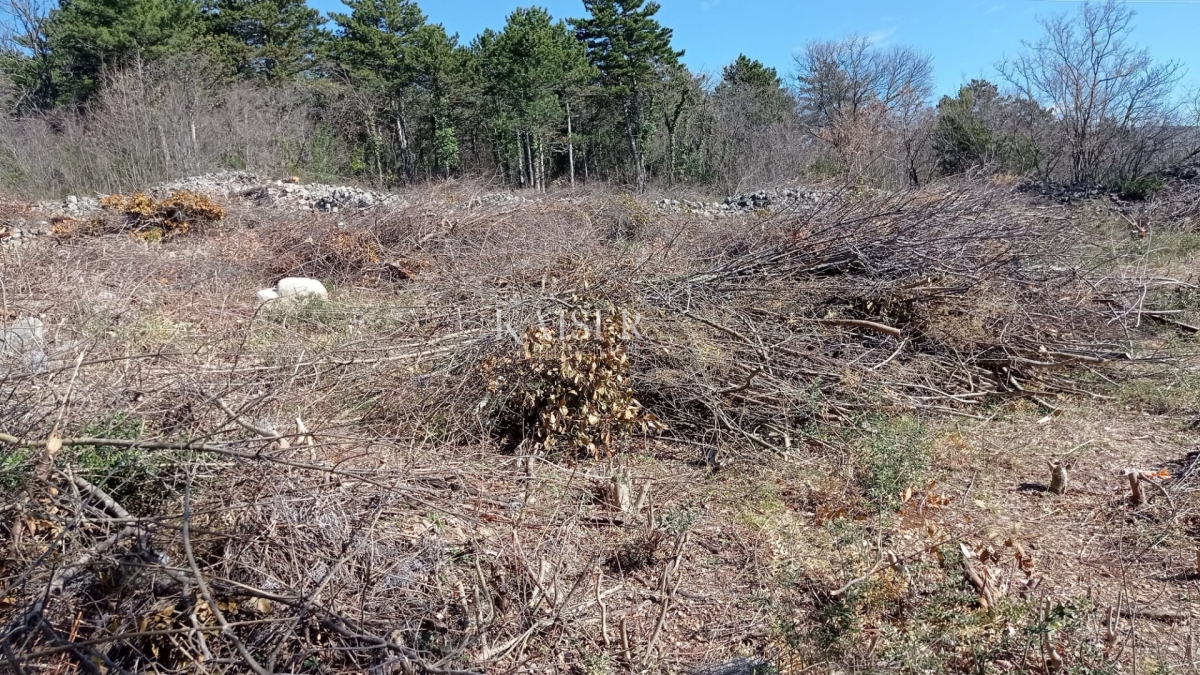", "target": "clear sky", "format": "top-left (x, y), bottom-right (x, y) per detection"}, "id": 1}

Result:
top-left (303, 0), bottom-right (1200, 99)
